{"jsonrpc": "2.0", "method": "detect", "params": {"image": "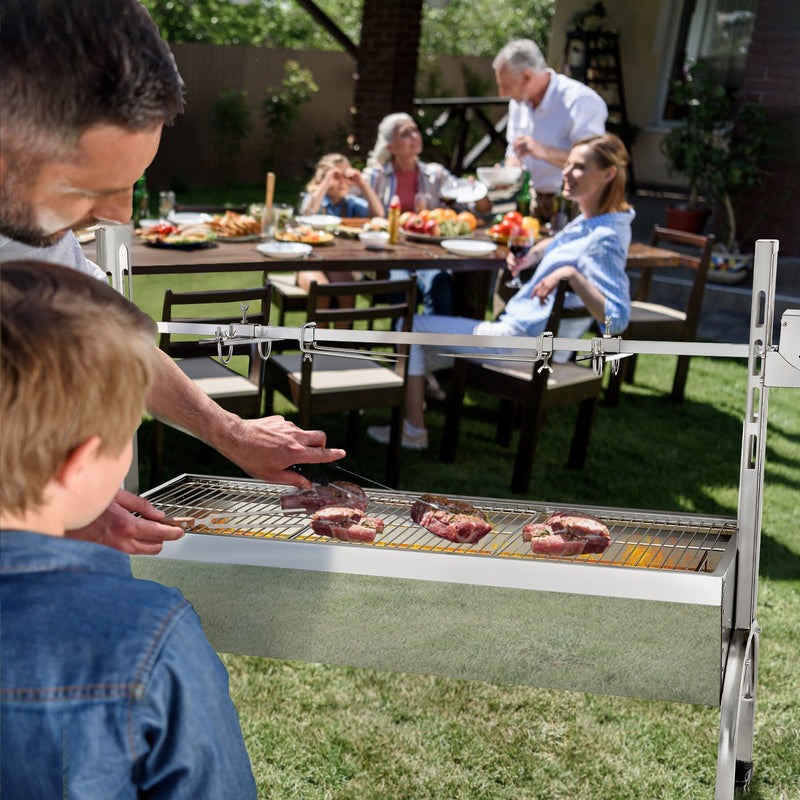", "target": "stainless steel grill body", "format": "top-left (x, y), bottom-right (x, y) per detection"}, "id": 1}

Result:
top-left (119, 237), bottom-right (796, 800)
top-left (134, 475), bottom-right (736, 706)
